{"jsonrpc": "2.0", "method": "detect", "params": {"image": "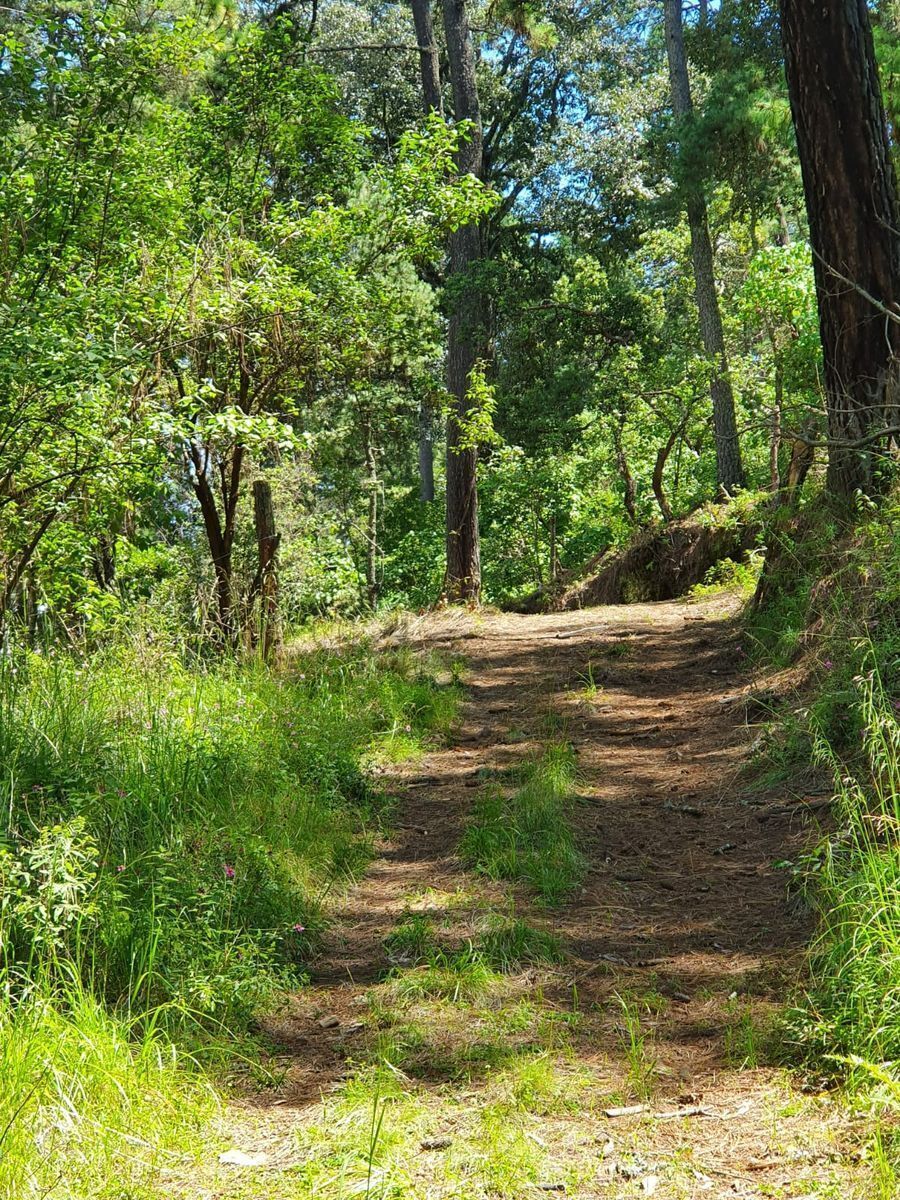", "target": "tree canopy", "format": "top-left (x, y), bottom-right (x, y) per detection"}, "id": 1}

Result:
top-left (0, 0), bottom-right (896, 637)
